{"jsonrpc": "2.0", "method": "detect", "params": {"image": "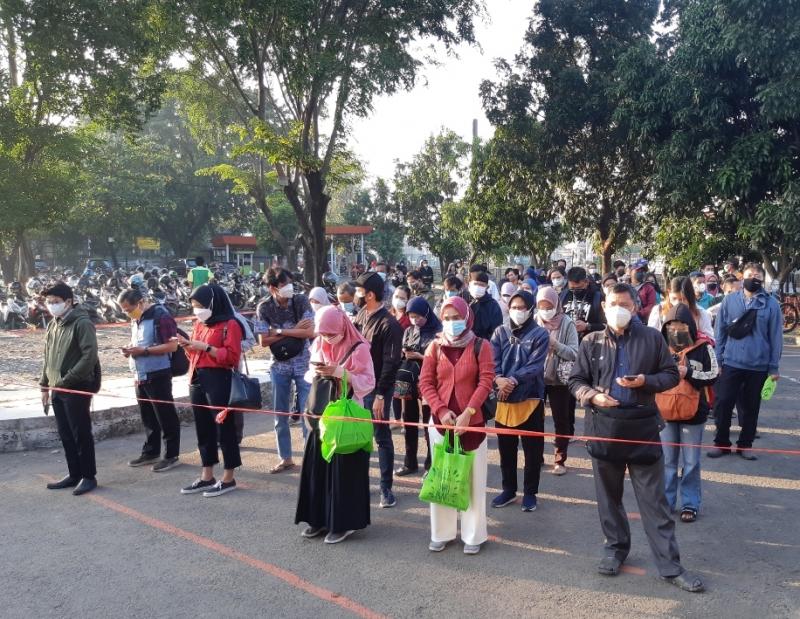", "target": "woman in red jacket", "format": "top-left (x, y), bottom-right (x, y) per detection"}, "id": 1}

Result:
top-left (177, 284), bottom-right (244, 498)
top-left (418, 296), bottom-right (495, 555)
